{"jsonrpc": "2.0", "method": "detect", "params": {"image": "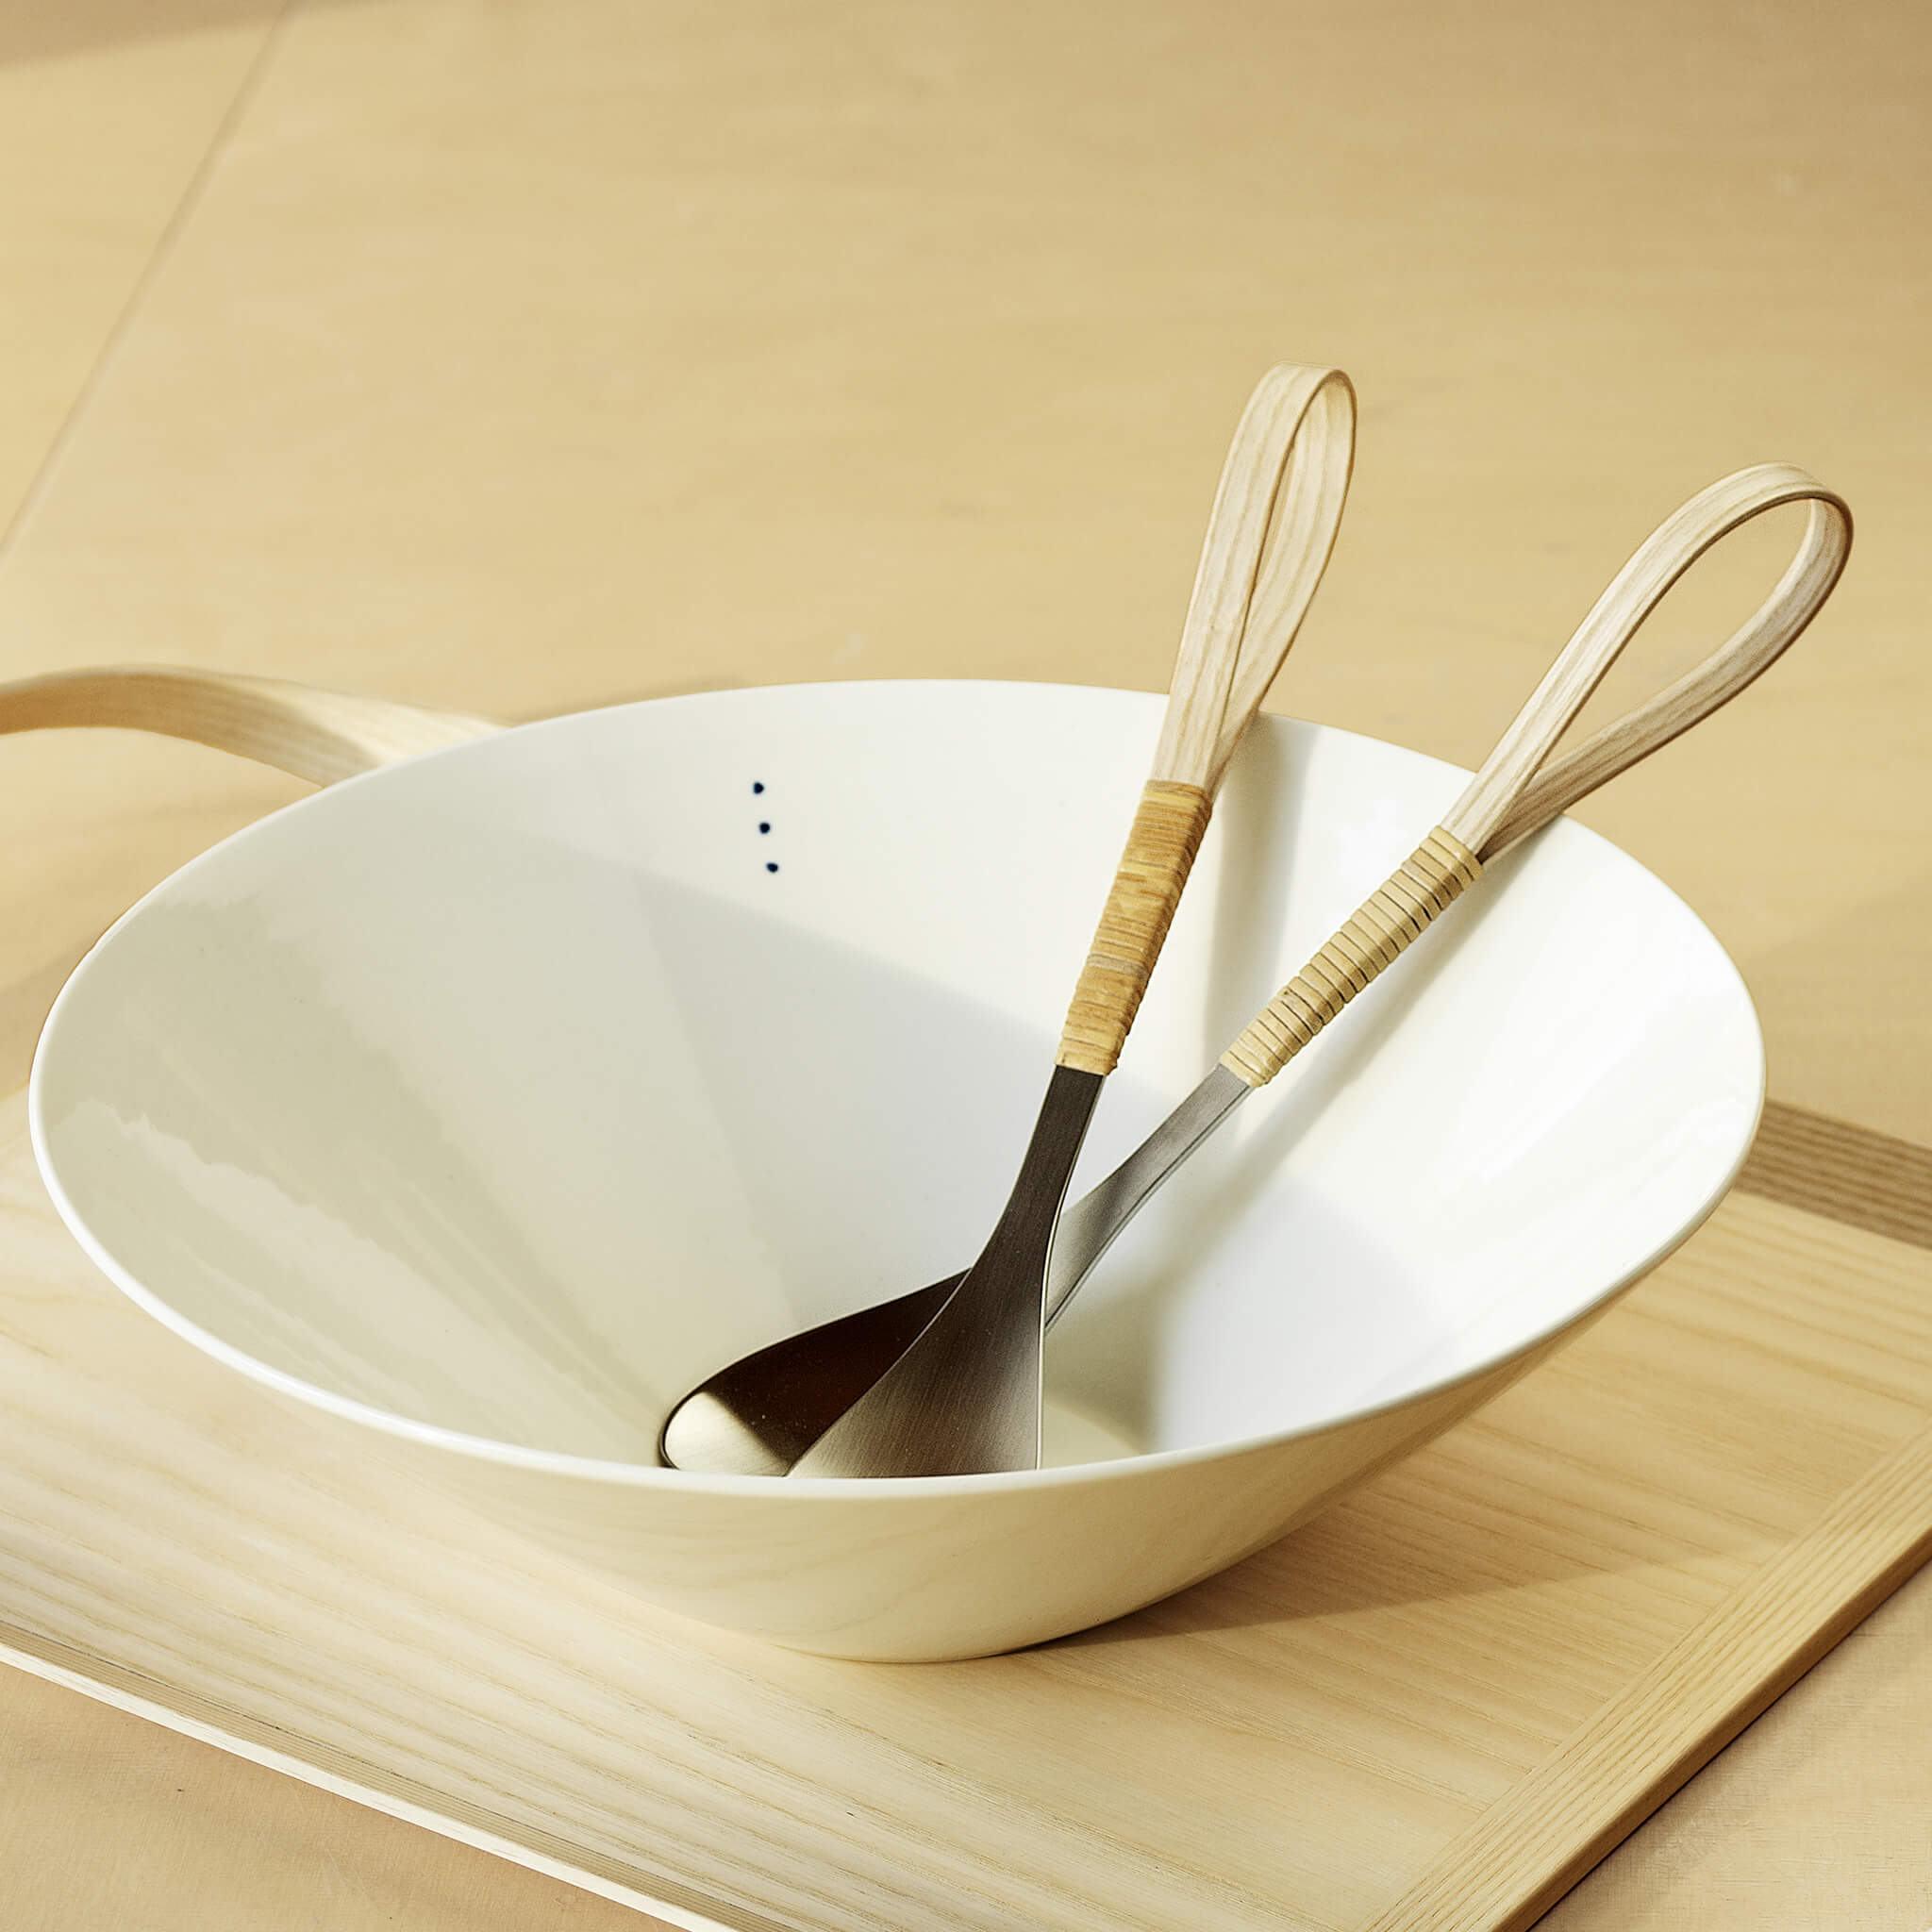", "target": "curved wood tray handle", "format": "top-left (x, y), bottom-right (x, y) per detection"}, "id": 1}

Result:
top-left (1221, 464), bottom-right (1853, 1087)
top-left (0, 664), bottom-right (501, 786)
